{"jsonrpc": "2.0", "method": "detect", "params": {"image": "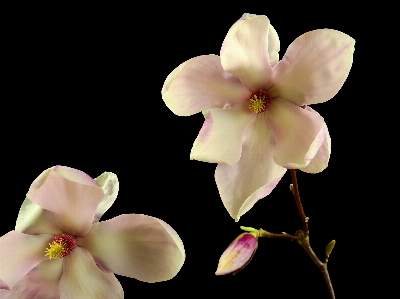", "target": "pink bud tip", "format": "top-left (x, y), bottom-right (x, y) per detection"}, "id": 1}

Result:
top-left (215, 233), bottom-right (258, 275)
